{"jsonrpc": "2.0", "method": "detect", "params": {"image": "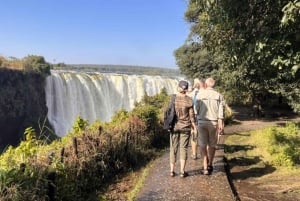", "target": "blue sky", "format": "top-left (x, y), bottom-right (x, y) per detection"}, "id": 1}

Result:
top-left (0, 0), bottom-right (189, 68)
